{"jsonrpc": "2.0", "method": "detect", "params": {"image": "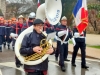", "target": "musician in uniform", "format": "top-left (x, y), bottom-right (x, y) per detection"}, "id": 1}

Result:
top-left (20, 19), bottom-right (54, 75)
top-left (0, 17), bottom-right (6, 52)
top-left (28, 12), bottom-right (36, 26)
top-left (22, 12), bottom-right (36, 31)
top-left (44, 18), bottom-right (54, 34)
top-left (71, 26), bottom-right (89, 69)
top-left (5, 20), bottom-right (12, 49)
top-left (55, 16), bottom-right (75, 72)
top-left (10, 15), bottom-right (26, 68)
